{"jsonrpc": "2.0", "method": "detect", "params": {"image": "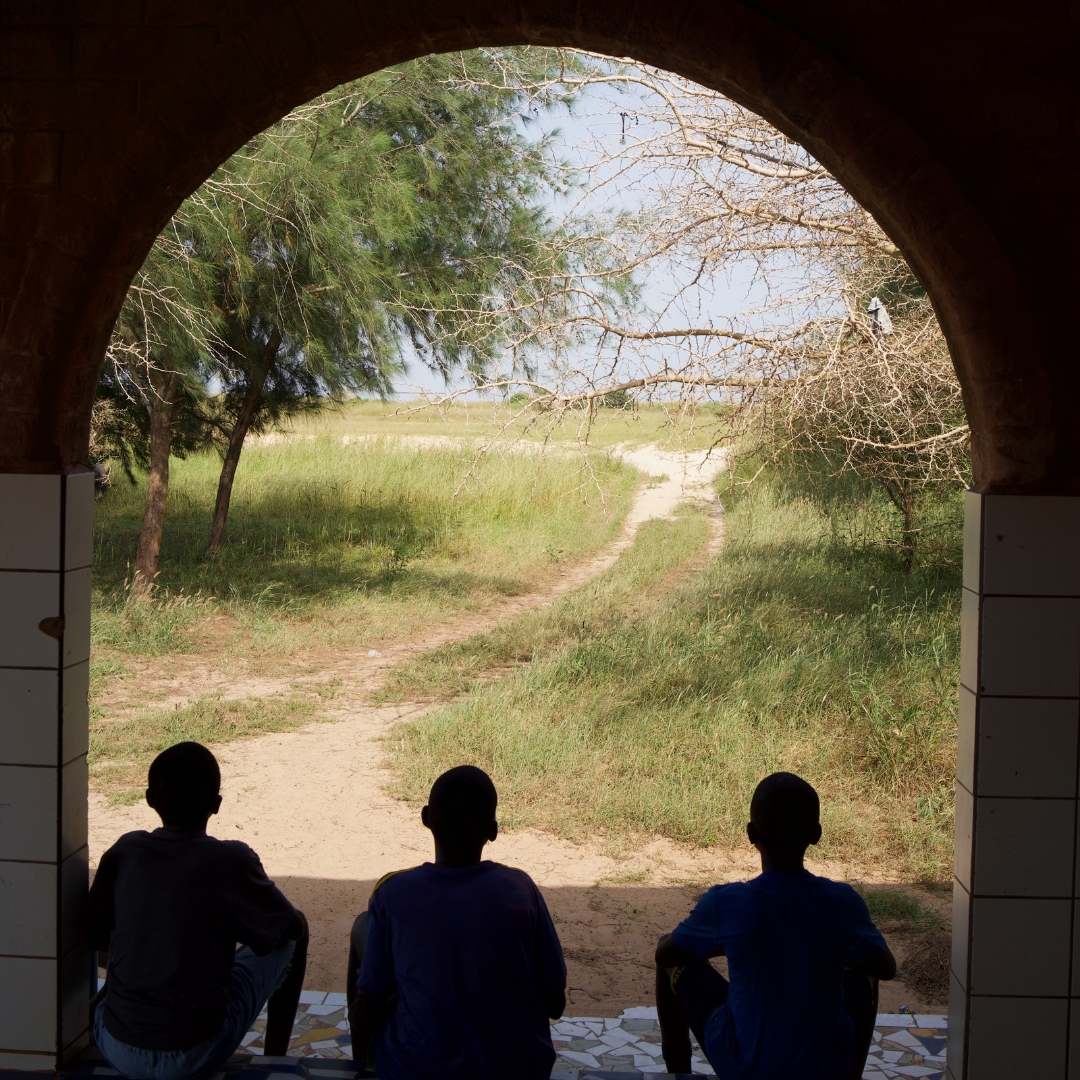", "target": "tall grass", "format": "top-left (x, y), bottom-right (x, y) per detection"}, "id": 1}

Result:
top-left (92, 436), bottom-right (635, 661)
top-left (387, 469), bottom-right (961, 877)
